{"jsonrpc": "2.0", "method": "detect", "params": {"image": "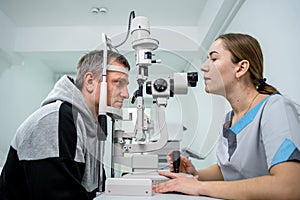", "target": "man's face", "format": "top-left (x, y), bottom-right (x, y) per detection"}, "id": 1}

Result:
top-left (106, 61), bottom-right (129, 108)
